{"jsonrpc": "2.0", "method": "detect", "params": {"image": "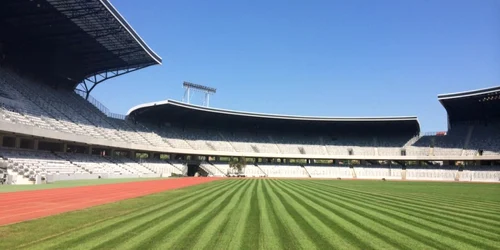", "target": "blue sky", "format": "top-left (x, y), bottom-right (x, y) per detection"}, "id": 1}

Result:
top-left (94, 0), bottom-right (499, 132)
